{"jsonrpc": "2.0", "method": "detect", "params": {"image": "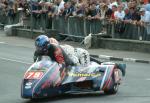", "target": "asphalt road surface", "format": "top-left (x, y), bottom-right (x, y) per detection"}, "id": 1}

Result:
top-left (0, 40), bottom-right (150, 103)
